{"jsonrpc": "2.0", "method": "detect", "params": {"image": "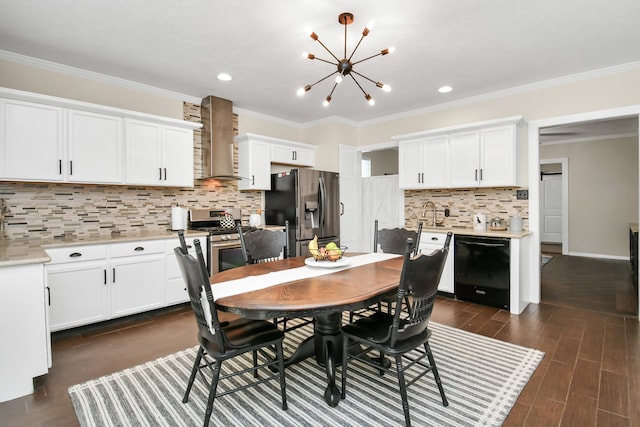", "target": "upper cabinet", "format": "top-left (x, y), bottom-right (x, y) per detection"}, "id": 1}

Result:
top-left (398, 135), bottom-right (449, 189)
top-left (0, 88), bottom-right (200, 187)
top-left (394, 116), bottom-right (522, 189)
top-left (0, 99), bottom-right (65, 182)
top-left (68, 110), bottom-right (123, 184)
top-left (236, 133), bottom-right (316, 191)
top-left (124, 120), bottom-right (194, 187)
